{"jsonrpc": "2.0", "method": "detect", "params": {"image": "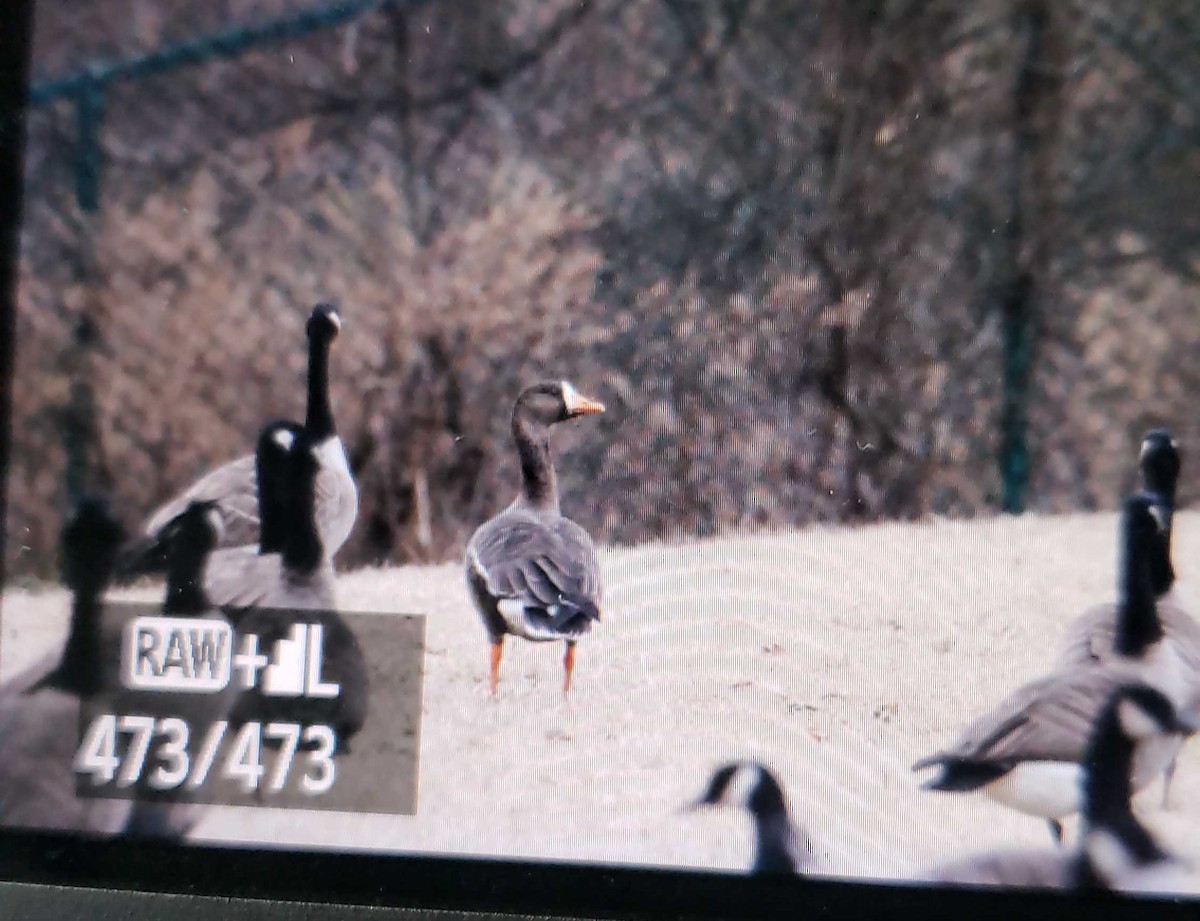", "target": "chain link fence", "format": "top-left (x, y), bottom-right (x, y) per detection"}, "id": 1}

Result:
top-left (10, 1), bottom-right (1200, 580)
